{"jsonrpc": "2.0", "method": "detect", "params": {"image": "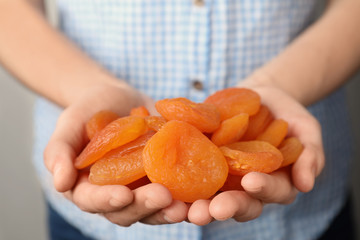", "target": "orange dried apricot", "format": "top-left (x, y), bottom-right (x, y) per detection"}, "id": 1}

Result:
top-left (211, 113), bottom-right (249, 146)
top-left (256, 119), bottom-right (288, 147)
top-left (220, 141), bottom-right (283, 176)
top-left (88, 131), bottom-right (155, 185)
top-left (75, 116), bottom-right (147, 169)
top-left (155, 98), bottom-right (220, 133)
top-left (86, 110), bottom-right (119, 140)
top-left (242, 105), bottom-right (273, 140)
top-left (204, 88), bottom-right (261, 121)
top-left (220, 174), bottom-right (244, 192)
top-left (143, 120), bottom-right (228, 203)
top-left (89, 147), bottom-right (146, 185)
top-left (279, 137), bottom-right (304, 167)
top-left (145, 116), bottom-right (167, 132)
top-left (103, 130), bottom-right (155, 157)
top-left (130, 106), bottom-right (150, 117)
